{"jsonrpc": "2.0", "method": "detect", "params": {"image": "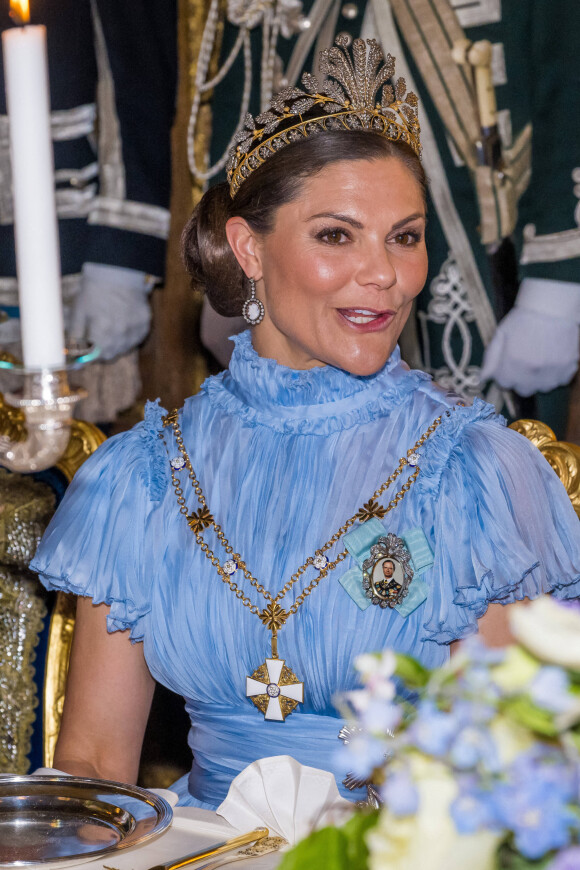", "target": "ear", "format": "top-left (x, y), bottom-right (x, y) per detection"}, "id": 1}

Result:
top-left (225, 216), bottom-right (263, 282)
